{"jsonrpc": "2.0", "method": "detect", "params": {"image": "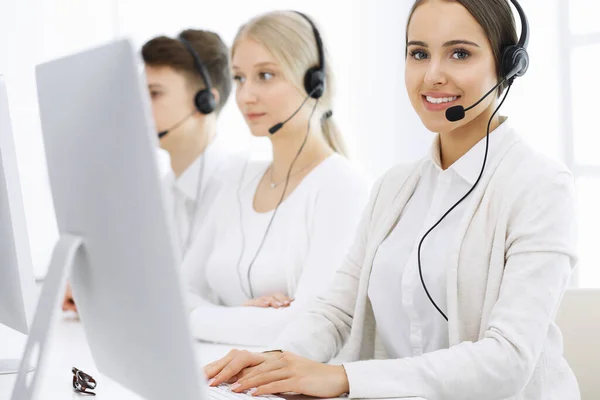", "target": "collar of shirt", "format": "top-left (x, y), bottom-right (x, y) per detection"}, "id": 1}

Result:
top-left (170, 139), bottom-right (227, 204)
top-left (429, 116), bottom-right (511, 185)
